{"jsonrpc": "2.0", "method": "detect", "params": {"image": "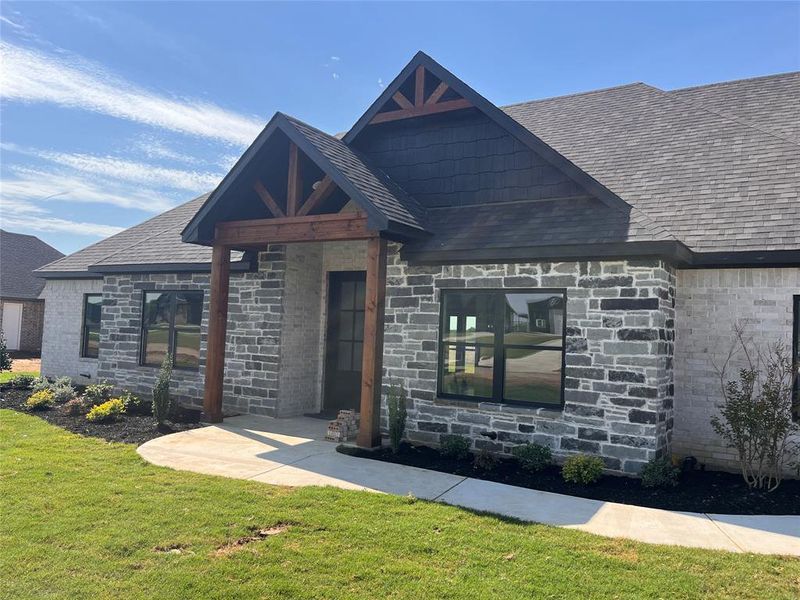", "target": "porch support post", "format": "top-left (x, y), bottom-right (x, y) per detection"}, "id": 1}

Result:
top-left (357, 236), bottom-right (387, 448)
top-left (203, 244), bottom-right (231, 423)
